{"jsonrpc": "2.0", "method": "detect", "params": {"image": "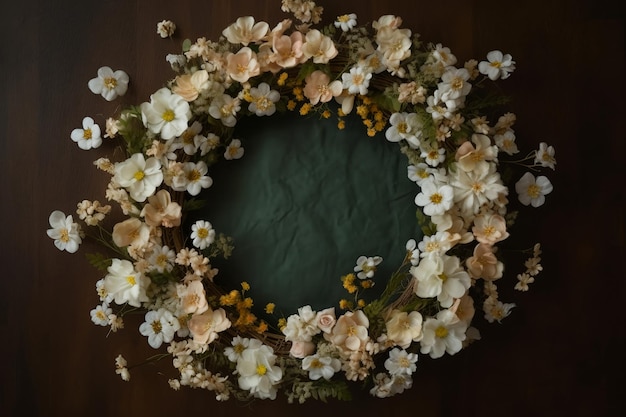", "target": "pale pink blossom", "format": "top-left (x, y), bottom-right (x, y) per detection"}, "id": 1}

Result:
top-left (466, 243), bottom-right (504, 280)
top-left (226, 47), bottom-right (260, 83)
top-left (222, 16), bottom-right (269, 46)
top-left (187, 307), bottom-right (231, 345)
top-left (303, 70), bottom-right (342, 105)
top-left (302, 29), bottom-right (338, 64)
top-left (140, 189), bottom-right (182, 228)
